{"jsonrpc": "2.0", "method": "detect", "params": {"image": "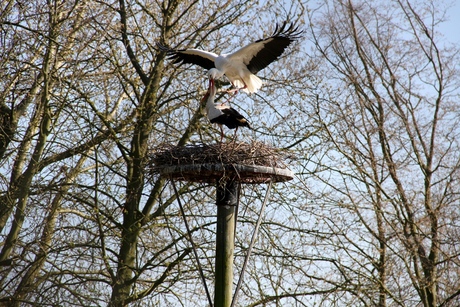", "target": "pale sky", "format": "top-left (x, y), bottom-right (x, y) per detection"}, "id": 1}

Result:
top-left (438, 1), bottom-right (460, 43)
